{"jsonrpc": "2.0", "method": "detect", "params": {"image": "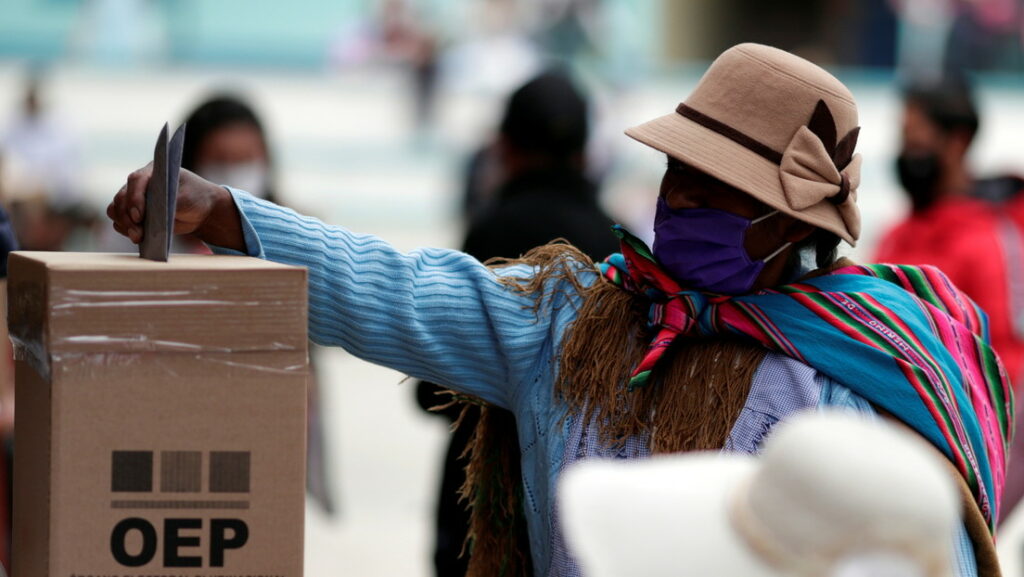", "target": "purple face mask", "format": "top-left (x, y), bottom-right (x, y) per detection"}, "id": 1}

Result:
top-left (652, 197), bottom-right (790, 294)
